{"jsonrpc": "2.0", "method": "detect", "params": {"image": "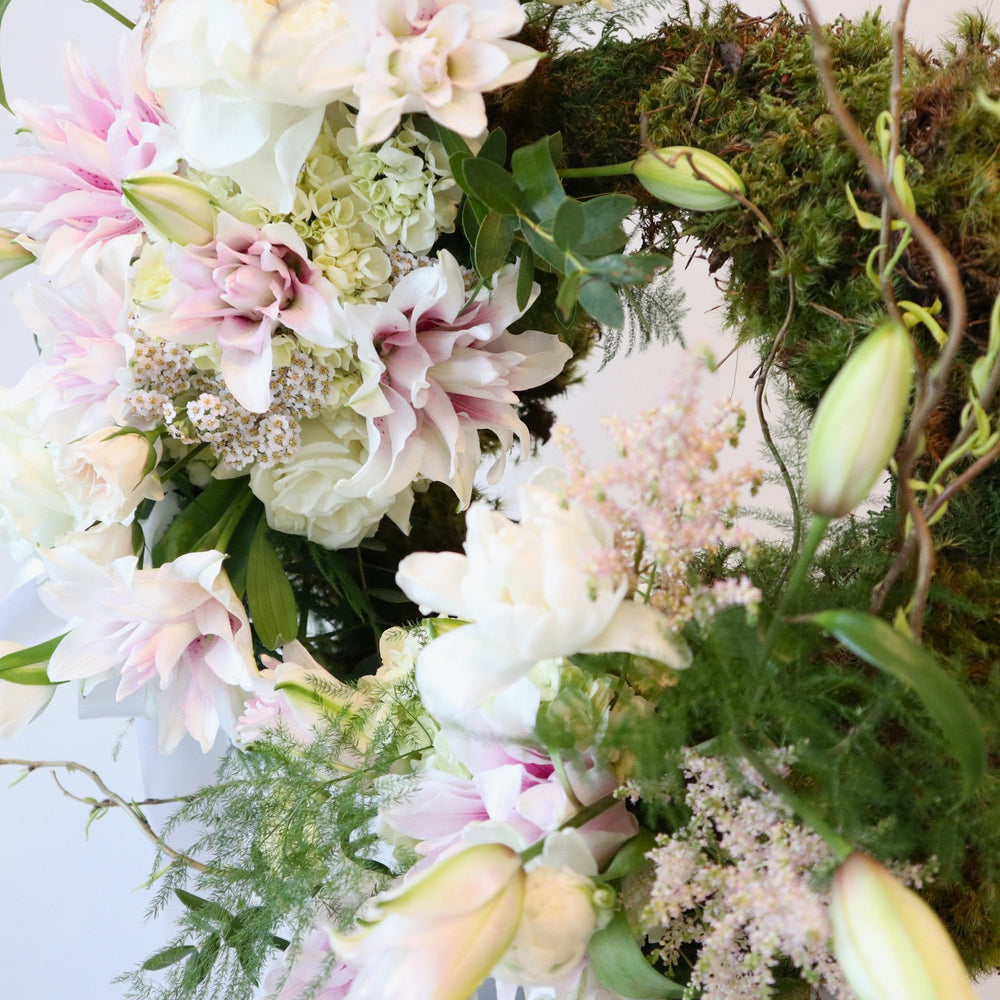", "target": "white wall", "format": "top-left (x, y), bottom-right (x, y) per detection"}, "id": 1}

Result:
top-left (0, 2), bottom-right (996, 999)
